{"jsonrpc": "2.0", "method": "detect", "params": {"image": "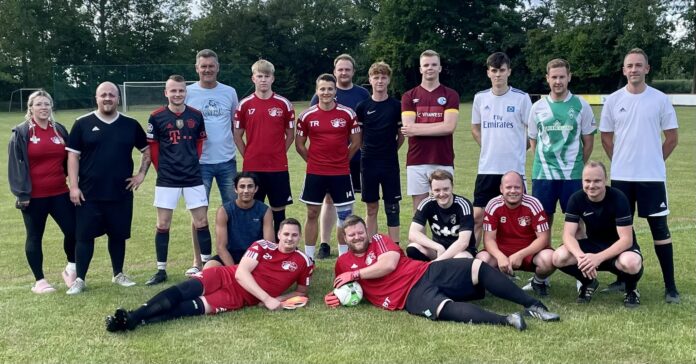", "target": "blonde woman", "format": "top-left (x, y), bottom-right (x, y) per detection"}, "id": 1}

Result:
top-left (8, 90), bottom-right (76, 293)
